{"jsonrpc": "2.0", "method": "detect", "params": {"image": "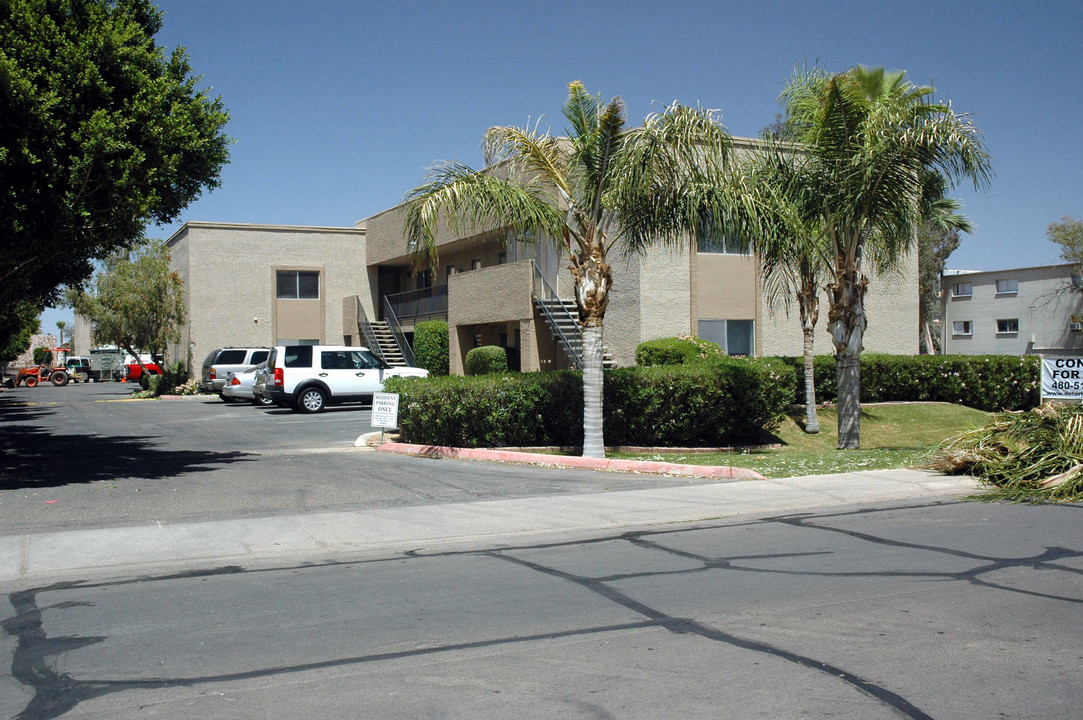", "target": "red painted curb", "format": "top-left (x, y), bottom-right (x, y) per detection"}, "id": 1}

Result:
top-left (377, 443), bottom-right (765, 480)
